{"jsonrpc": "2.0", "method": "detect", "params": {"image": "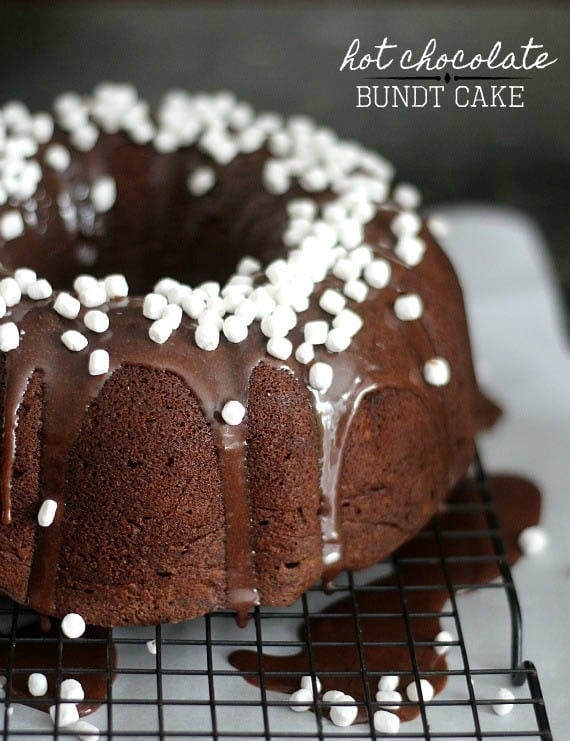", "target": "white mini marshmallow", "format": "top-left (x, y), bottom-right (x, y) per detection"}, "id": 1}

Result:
top-left (319, 289), bottom-right (346, 316)
top-left (375, 689), bottom-right (402, 708)
top-left (492, 687), bottom-right (515, 716)
top-left (104, 274), bottom-right (129, 299)
top-left (423, 357), bottom-right (451, 387)
top-left (71, 123), bottom-right (99, 152)
top-left (143, 293), bottom-right (168, 320)
top-left (289, 687), bottom-right (313, 712)
top-left (61, 330), bottom-right (88, 352)
top-left (88, 349), bottom-right (109, 376)
top-left (84, 310), bottom-right (109, 333)
top-left (73, 275), bottom-right (98, 294)
top-left (149, 318), bottom-right (173, 345)
top-left (391, 211), bottom-right (421, 238)
top-left (32, 112), bottom-right (54, 143)
top-left (337, 217), bottom-right (363, 249)
top-left (182, 292), bottom-right (206, 319)
top-left (0, 277), bottom-right (22, 306)
top-left (49, 703), bottom-right (80, 728)
top-left (428, 216), bottom-right (450, 240)
top-left (79, 283), bottom-right (106, 308)
top-left (329, 694), bottom-right (357, 727)
top-left (234, 299), bottom-right (257, 326)
top-left (221, 400), bottom-right (246, 426)
top-left (373, 709), bottom-right (400, 734)
top-left (349, 245), bottom-right (373, 269)
top-left (54, 292), bottom-right (81, 320)
top-left (378, 675), bottom-right (399, 692)
top-left (194, 323), bottom-right (220, 351)
top-left (394, 293), bottom-right (423, 321)
top-left (28, 279), bottom-right (53, 301)
top-left (146, 639), bottom-right (157, 655)
top-left (395, 235), bottom-right (426, 267)
top-left (518, 526), bottom-right (548, 556)
top-left (309, 362), bottom-right (333, 392)
top-left (27, 672), bottom-right (48, 697)
top-left (332, 309), bottom-right (363, 337)
top-left (406, 679), bottom-right (434, 702)
top-left (393, 183), bottom-right (421, 211)
top-left (434, 630), bottom-right (454, 656)
top-left (300, 675), bottom-right (322, 696)
top-left (188, 166), bottom-right (216, 196)
top-left (295, 342), bottom-right (314, 365)
top-left (304, 320), bottom-right (328, 345)
top-left (0, 322), bottom-right (20, 352)
top-left (61, 613), bottom-right (86, 639)
top-left (154, 277), bottom-right (179, 297)
top-left (222, 315), bottom-right (248, 343)
top-left (325, 328), bottom-right (351, 353)
top-left (91, 176), bottom-right (116, 213)
top-left (364, 259), bottom-right (391, 289)
top-left (44, 144), bottom-right (71, 172)
top-left (68, 719), bottom-right (100, 741)
top-left (333, 258), bottom-right (360, 283)
top-left (287, 198), bottom-right (316, 221)
top-left (0, 211), bottom-right (24, 241)
top-left (236, 256), bottom-right (261, 276)
top-left (267, 336), bottom-right (292, 360)
top-left (322, 690), bottom-right (346, 703)
top-left (343, 279), bottom-right (368, 303)
top-left (60, 678), bottom-right (84, 702)
top-left (162, 303), bottom-right (183, 330)
top-left (14, 268), bottom-right (37, 294)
